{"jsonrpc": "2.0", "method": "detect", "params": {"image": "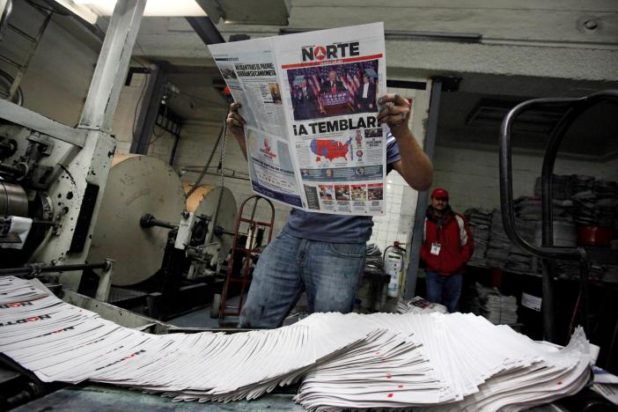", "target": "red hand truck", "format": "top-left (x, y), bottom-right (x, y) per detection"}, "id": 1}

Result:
top-left (218, 195), bottom-right (275, 325)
